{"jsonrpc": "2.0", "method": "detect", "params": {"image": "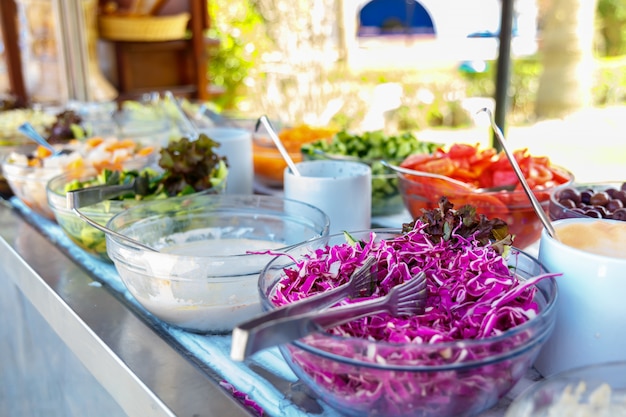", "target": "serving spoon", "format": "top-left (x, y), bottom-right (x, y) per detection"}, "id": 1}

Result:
top-left (164, 91), bottom-right (201, 139)
top-left (478, 108), bottom-right (558, 240)
top-left (255, 115), bottom-right (301, 176)
top-left (18, 122), bottom-right (63, 157)
top-left (380, 160), bottom-right (516, 193)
